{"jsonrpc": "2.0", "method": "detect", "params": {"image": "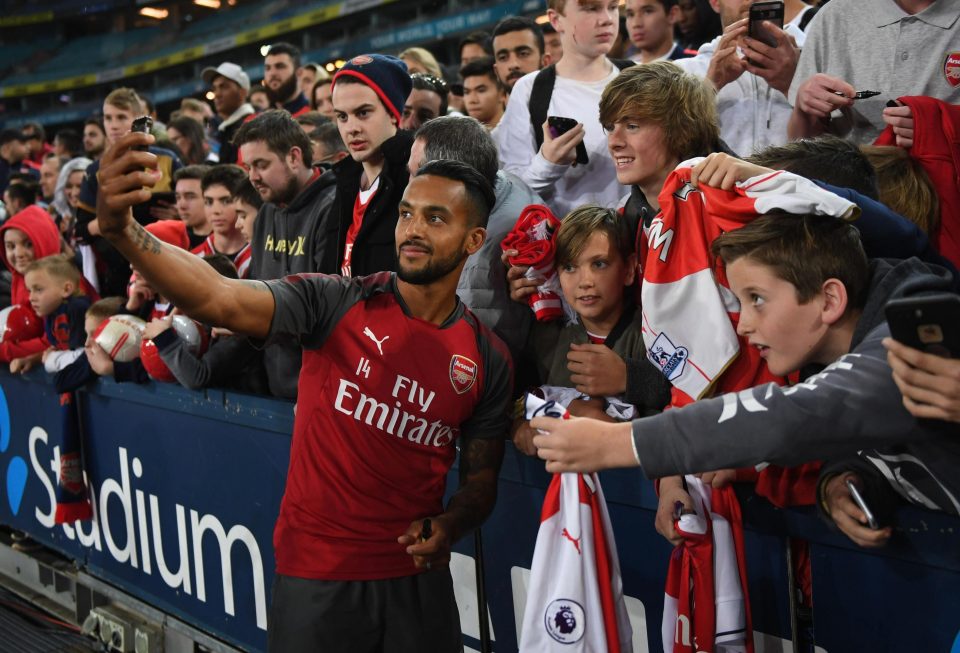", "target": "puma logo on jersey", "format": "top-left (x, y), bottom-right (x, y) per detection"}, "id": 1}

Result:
top-left (561, 528), bottom-right (581, 555)
top-left (363, 327), bottom-right (389, 355)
